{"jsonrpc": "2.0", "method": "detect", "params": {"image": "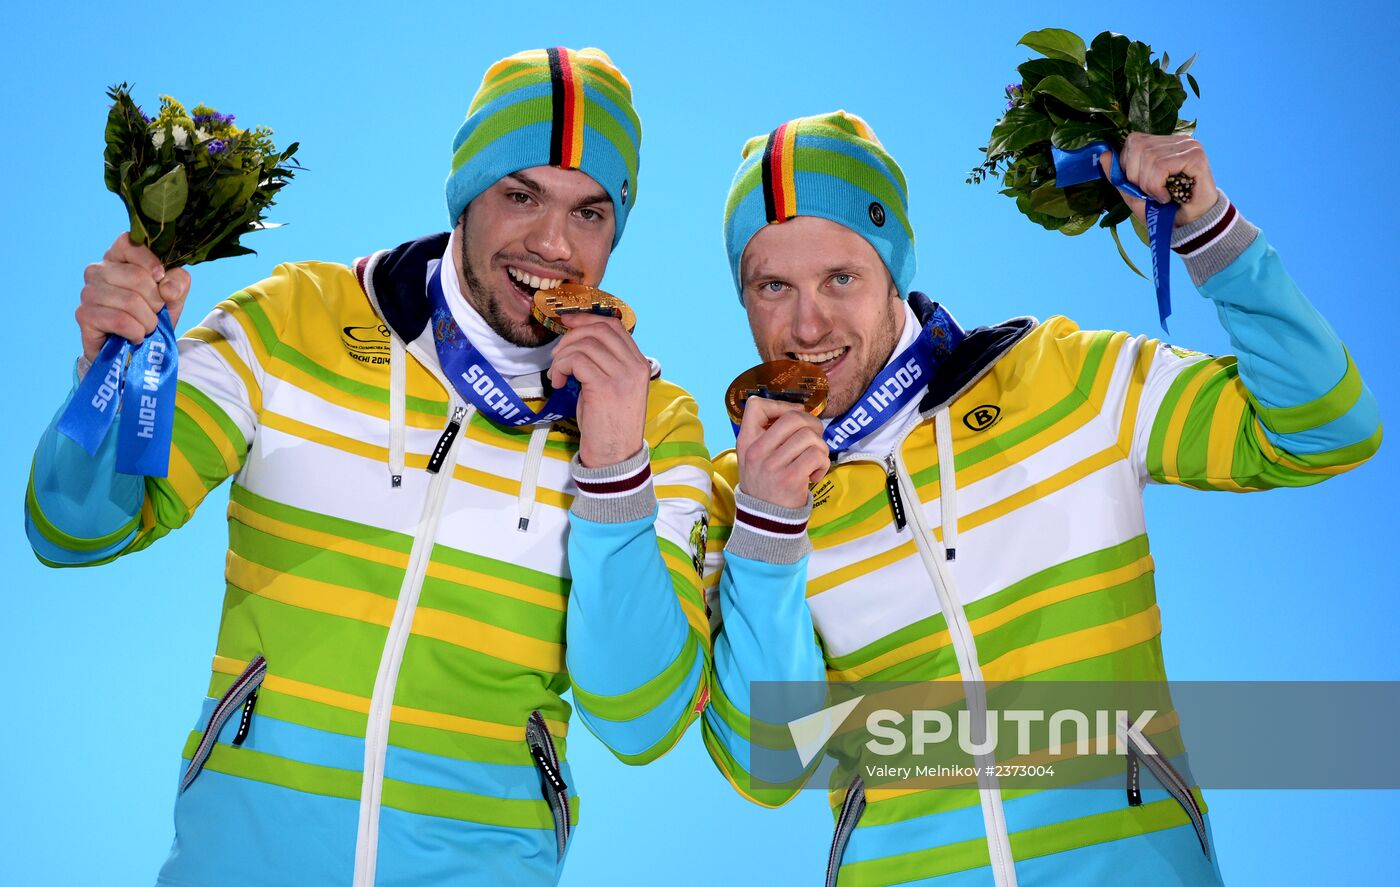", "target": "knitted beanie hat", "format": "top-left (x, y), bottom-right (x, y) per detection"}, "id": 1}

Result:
top-left (446, 47), bottom-right (641, 245)
top-left (723, 111), bottom-right (914, 300)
